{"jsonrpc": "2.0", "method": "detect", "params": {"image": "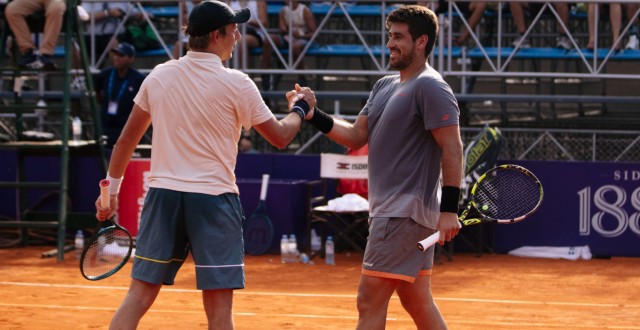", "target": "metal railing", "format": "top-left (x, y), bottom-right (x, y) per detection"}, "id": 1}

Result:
top-left (80, 1), bottom-right (640, 77)
top-left (254, 116), bottom-right (640, 163)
